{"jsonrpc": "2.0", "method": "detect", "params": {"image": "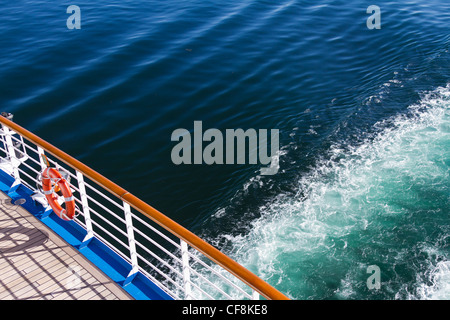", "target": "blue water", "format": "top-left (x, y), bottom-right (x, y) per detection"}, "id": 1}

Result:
top-left (0, 0), bottom-right (449, 299)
